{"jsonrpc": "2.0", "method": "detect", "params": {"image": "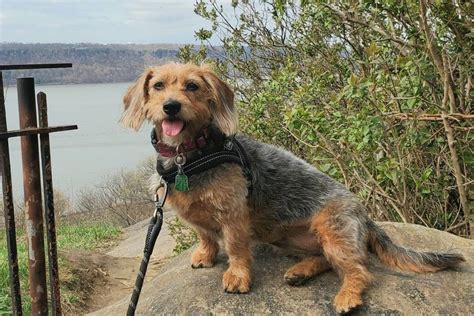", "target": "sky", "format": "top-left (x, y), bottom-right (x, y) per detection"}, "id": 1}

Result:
top-left (0, 0), bottom-right (234, 44)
